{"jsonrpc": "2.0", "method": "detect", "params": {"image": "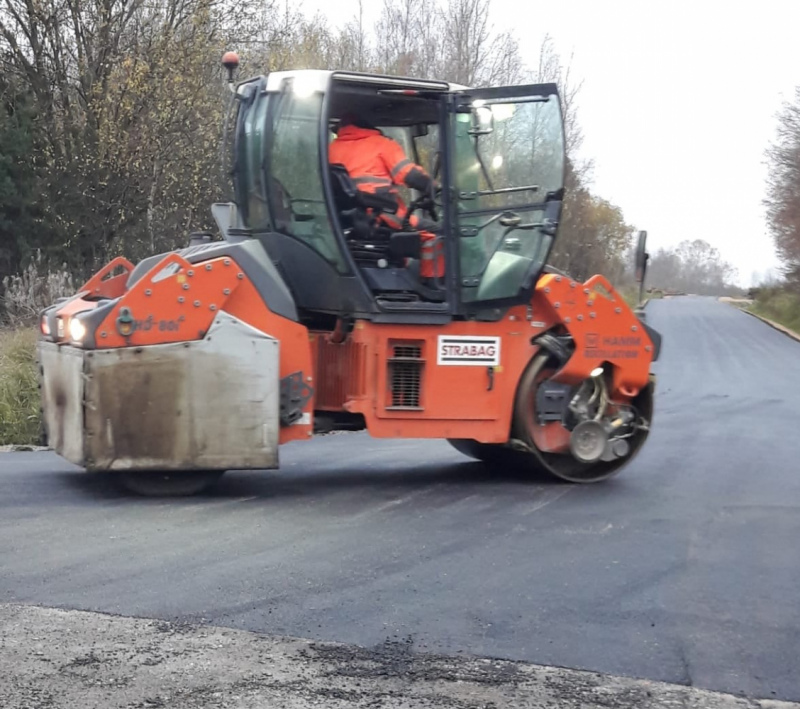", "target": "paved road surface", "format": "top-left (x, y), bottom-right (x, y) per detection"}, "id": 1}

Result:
top-left (1, 297), bottom-right (799, 701)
